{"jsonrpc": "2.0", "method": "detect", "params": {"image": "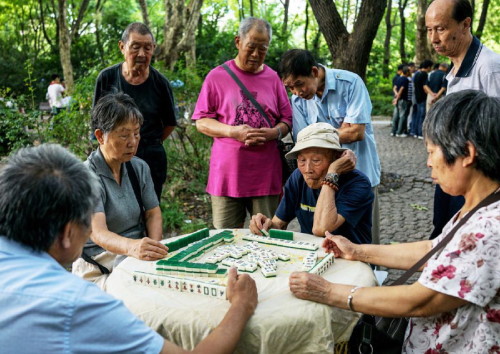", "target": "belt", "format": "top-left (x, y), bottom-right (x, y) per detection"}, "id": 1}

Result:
top-left (140, 137), bottom-right (162, 145)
